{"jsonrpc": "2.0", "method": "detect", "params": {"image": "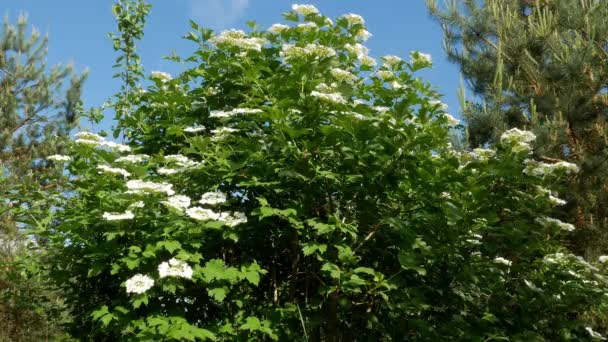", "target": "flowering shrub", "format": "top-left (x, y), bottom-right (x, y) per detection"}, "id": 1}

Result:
top-left (39, 4), bottom-right (608, 340)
